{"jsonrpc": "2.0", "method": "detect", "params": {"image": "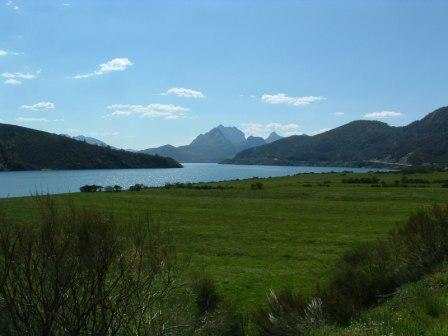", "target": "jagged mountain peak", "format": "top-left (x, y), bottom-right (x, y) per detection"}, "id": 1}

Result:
top-left (265, 132), bottom-right (283, 143)
top-left (190, 125), bottom-right (246, 146)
